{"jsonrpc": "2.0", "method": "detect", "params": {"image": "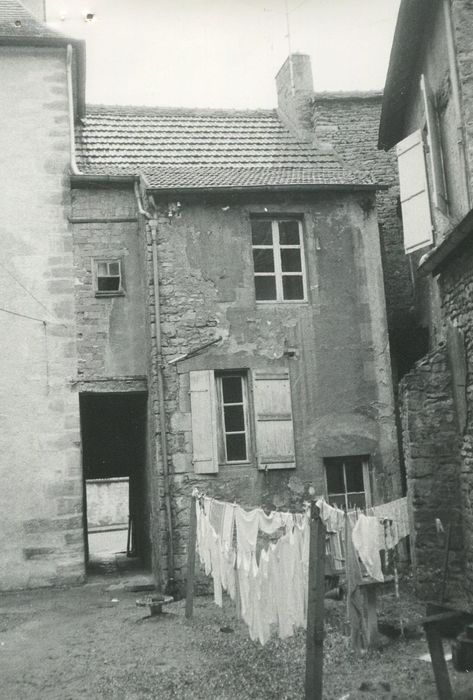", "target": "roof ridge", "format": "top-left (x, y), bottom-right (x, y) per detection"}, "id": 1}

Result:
top-left (85, 104), bottom-right (278, 117)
